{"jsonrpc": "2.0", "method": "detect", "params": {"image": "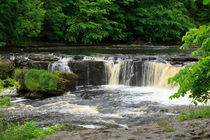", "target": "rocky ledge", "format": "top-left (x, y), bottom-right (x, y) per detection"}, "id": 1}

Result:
top-left (36, 118), bottom-right (210, 140)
